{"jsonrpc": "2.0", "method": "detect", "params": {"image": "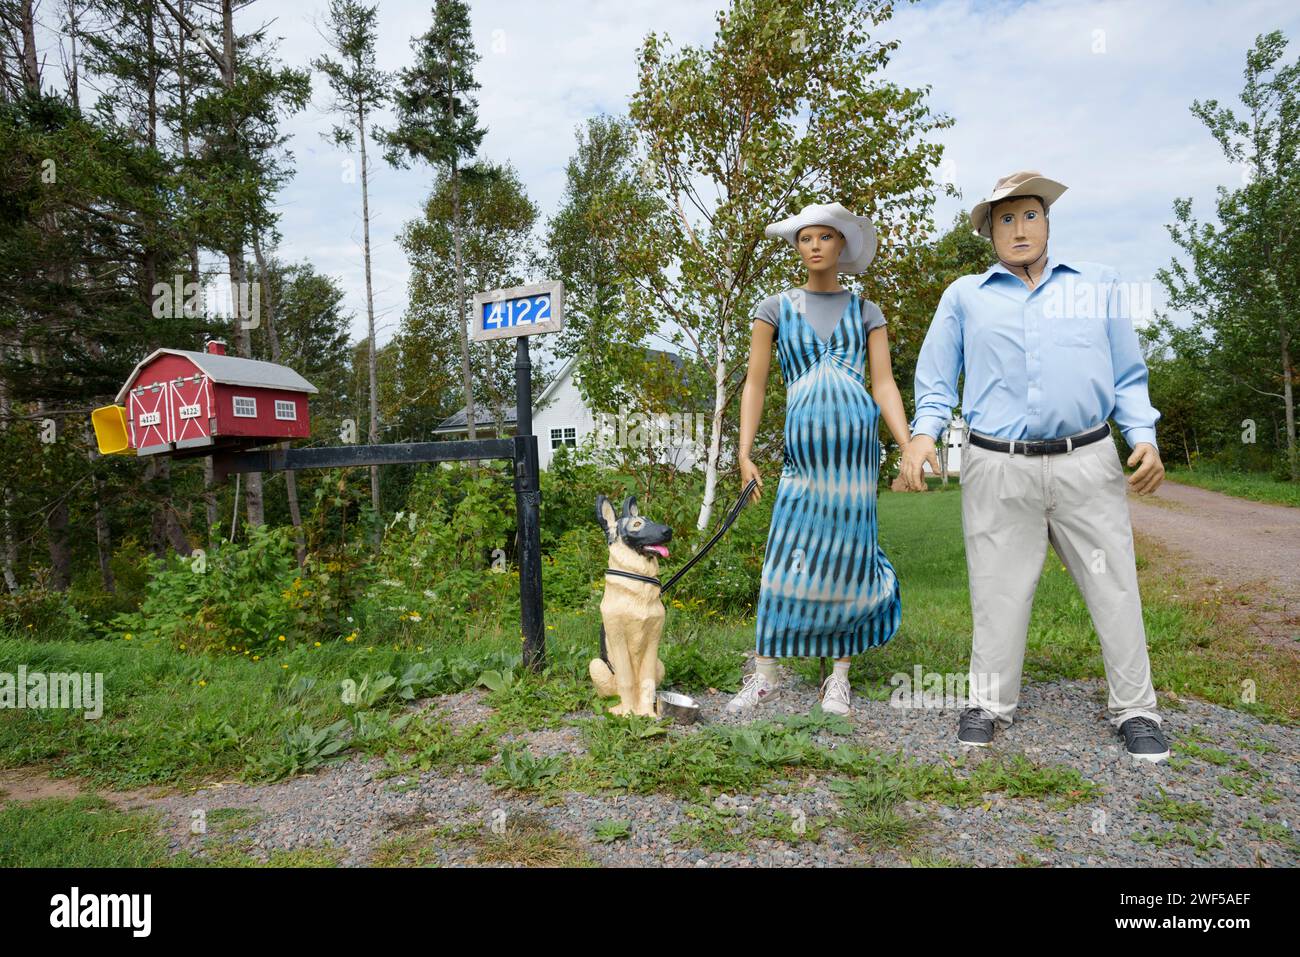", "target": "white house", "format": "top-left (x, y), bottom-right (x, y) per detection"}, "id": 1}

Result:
top-left (432, 349), bottom-right (707, 472)
top-left (433, 353), bottom-right (965, 477)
